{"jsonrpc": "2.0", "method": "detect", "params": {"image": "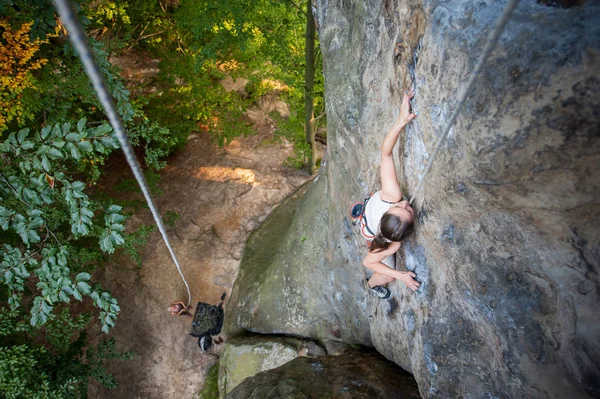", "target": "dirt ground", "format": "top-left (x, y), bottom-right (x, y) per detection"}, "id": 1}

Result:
top-left (83, 50), bottom-right (318, 397)
top-left (87, 119), bottom-right (312, 398)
